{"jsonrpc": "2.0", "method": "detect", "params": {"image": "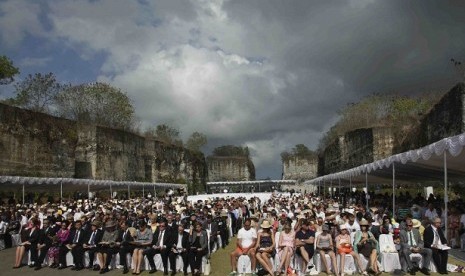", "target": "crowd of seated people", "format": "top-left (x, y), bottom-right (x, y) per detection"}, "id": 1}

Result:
top-left (0, 190), bottom-right (460, 276)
